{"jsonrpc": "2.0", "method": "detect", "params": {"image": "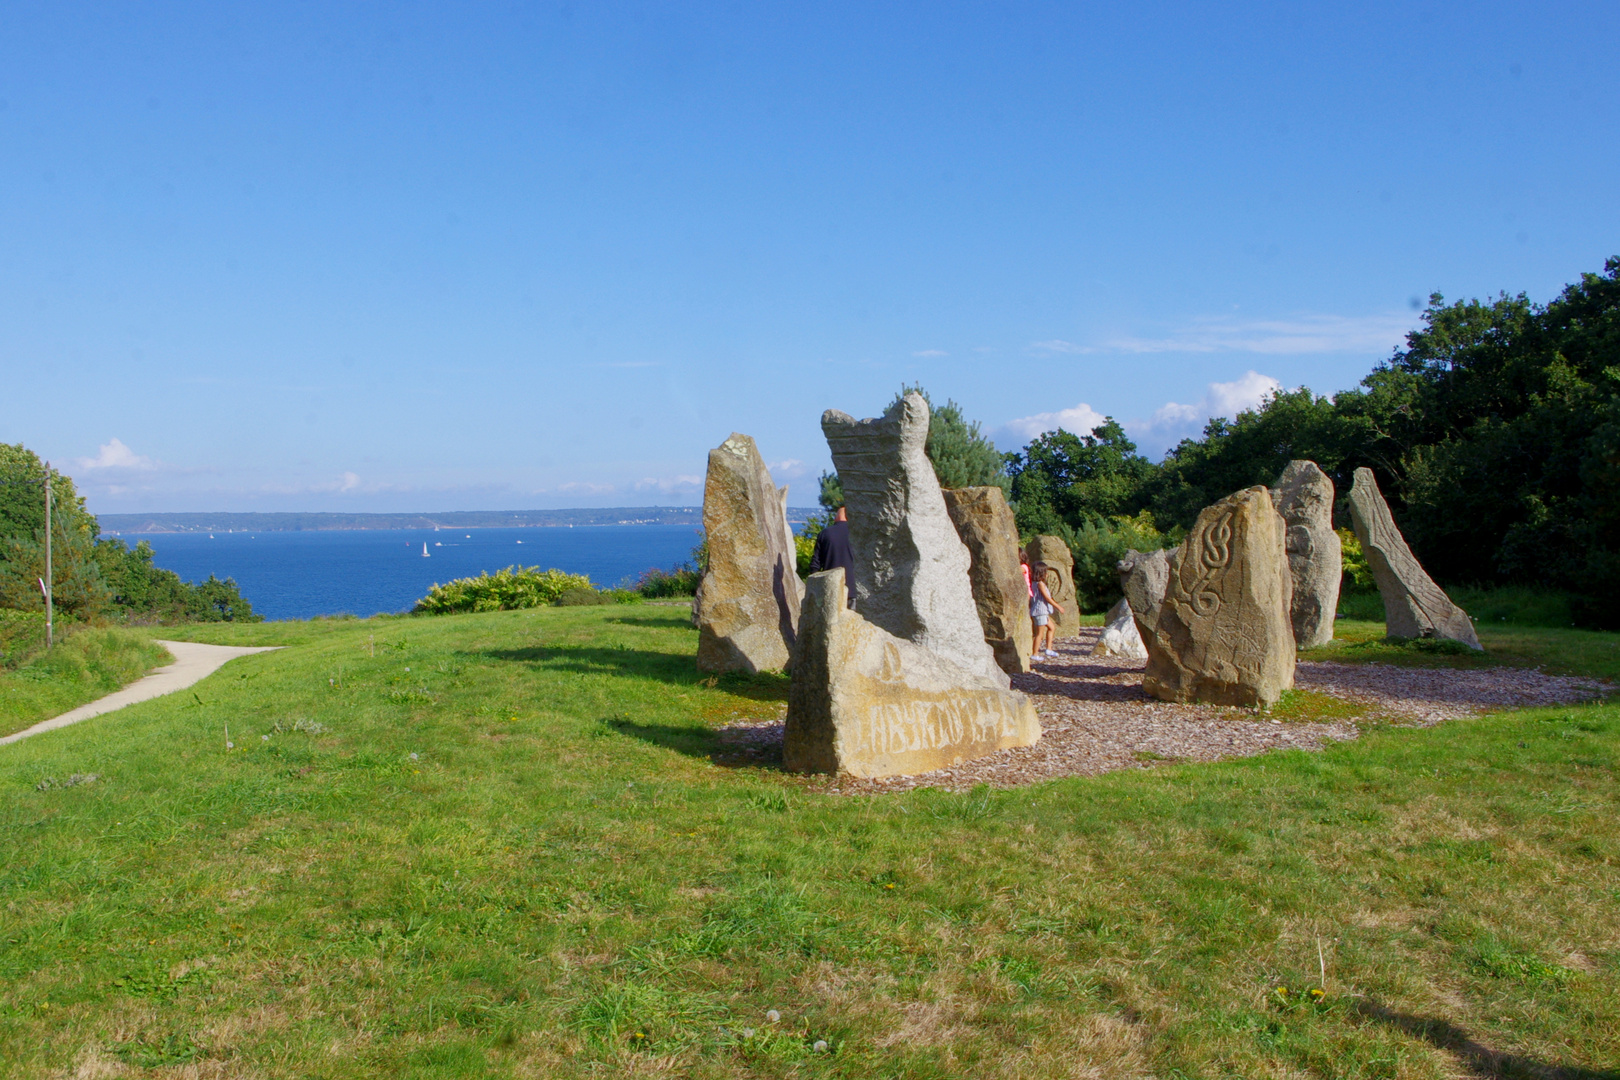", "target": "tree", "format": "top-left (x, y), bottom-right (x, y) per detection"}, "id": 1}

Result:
top-left (888, 384), bottom-right (1010, 495)
top-left (0, 444), bottom-right (110, 618)
top-left (1006, 419), bottom-right (1156, 537)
